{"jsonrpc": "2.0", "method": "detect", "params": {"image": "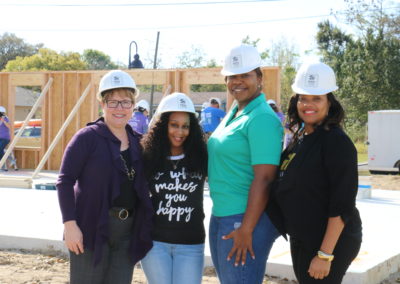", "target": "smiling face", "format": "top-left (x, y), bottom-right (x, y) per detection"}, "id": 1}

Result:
top-left (101, 89), bottom-right (134, 130)
top-left (167, 112), bottom-right (190, 155)
top-left (226, 70), bottom-right (262, 110)
top-left (297, 94), bottom-right (330, 133)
